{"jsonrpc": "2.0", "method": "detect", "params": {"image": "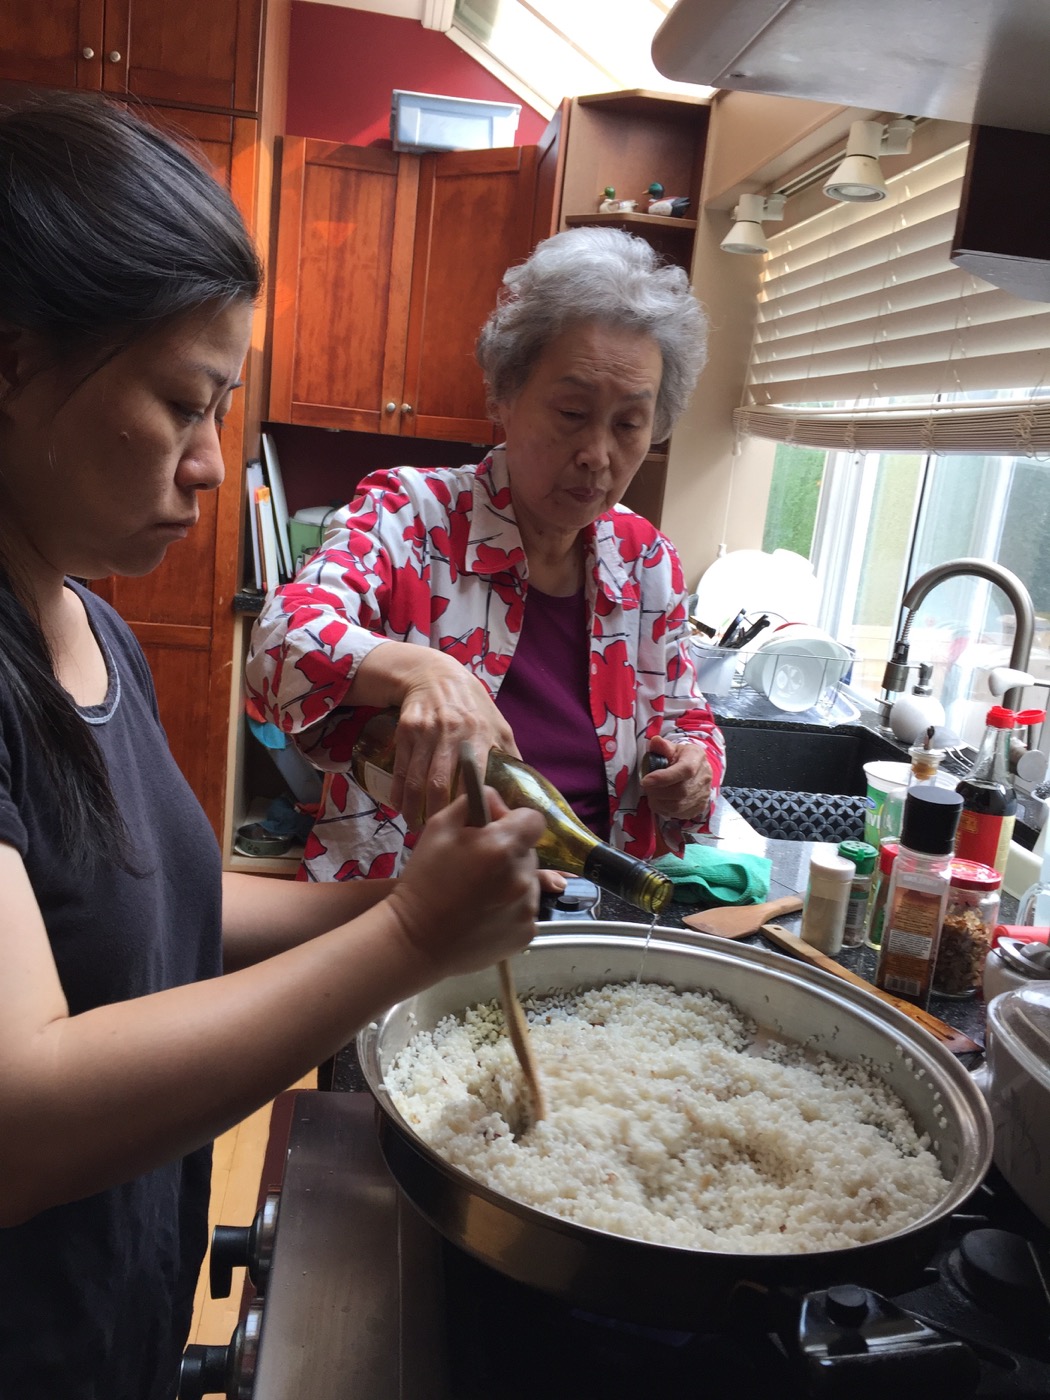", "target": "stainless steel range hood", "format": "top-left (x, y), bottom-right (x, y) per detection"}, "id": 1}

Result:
top-left (652, 0), bottom-right (1050, 135)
